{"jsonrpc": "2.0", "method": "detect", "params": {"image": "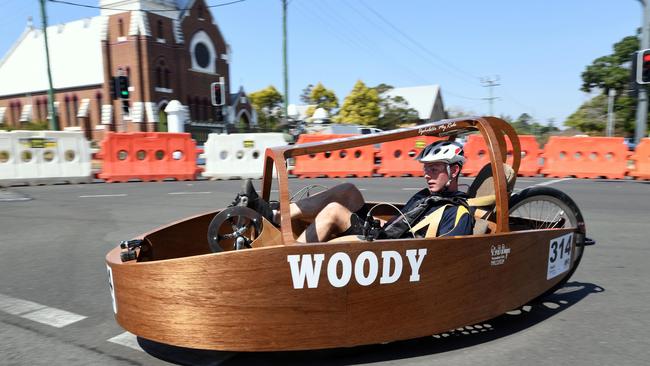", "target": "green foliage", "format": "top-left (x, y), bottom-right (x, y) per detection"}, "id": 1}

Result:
top-left (249, 85), bottom-right (284, 131)
top-left (309, 82), bottom-right (339, 112)
top-left (335, 80), bottom-right (380, 125)
top-left (569, 34), bottom-right (647, 135)
top-left (300, 84), bottom-right (314, 104)
top-left (0, 120), bottom-right (50, 131)
top-left (371, 84), bottom-right (419, 130)
top-left (510, 113), bottom-right (559, 136)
